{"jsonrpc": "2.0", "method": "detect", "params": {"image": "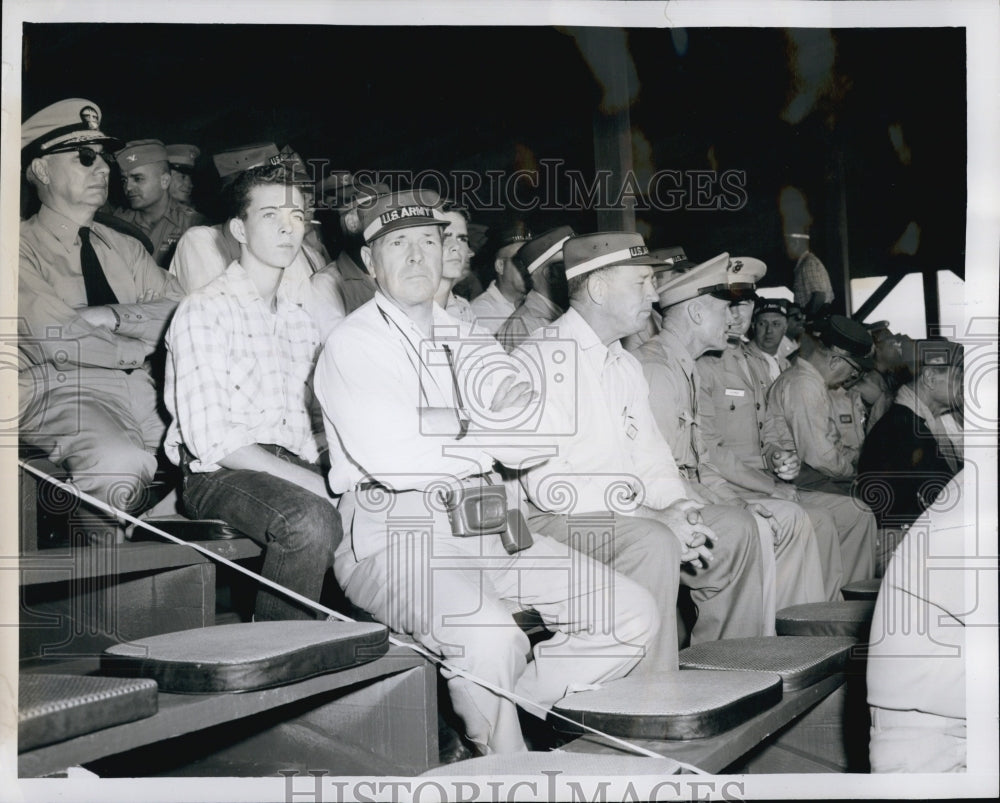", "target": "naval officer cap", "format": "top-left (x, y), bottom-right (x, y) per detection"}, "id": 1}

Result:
top-left (514, 225), bottom-right (575, 274)
top-left (563, 232), bottom-right (662, 280)
top-left (656, 252), bottom-right (766, 307)
top-left (359, 188), bottom-right (447, 244)
top-left (115, 139), bottom-right (169, 172)
top-left (166, 144), bottom-right (201, 173)
top-left (21, 98), bottom-right (124, 162)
